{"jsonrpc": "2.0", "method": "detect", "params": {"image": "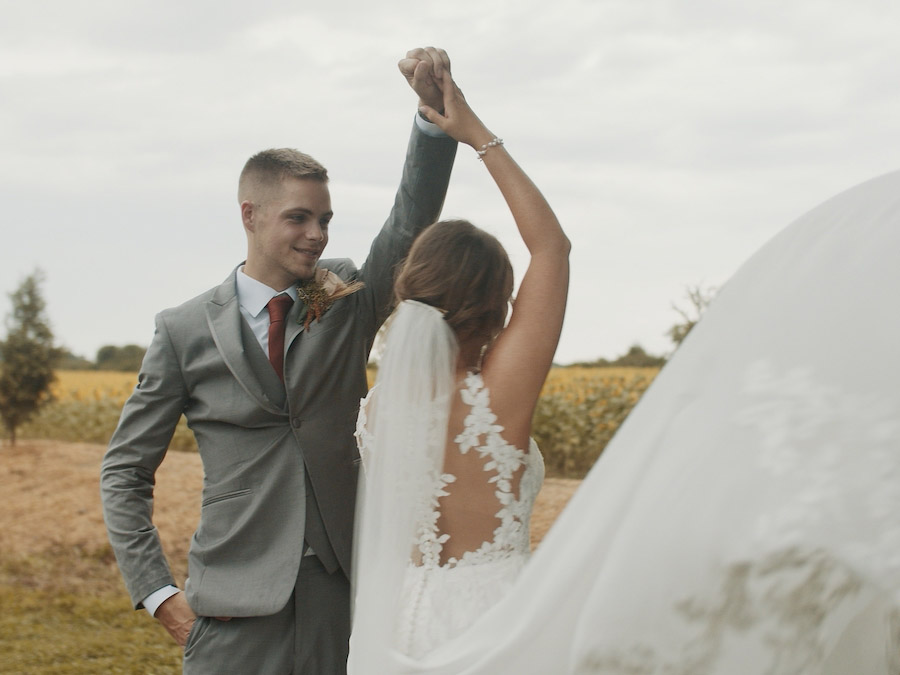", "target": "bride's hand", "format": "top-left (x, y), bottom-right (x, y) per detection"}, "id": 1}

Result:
top-left (417, 71), bottom-right (496, 151)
